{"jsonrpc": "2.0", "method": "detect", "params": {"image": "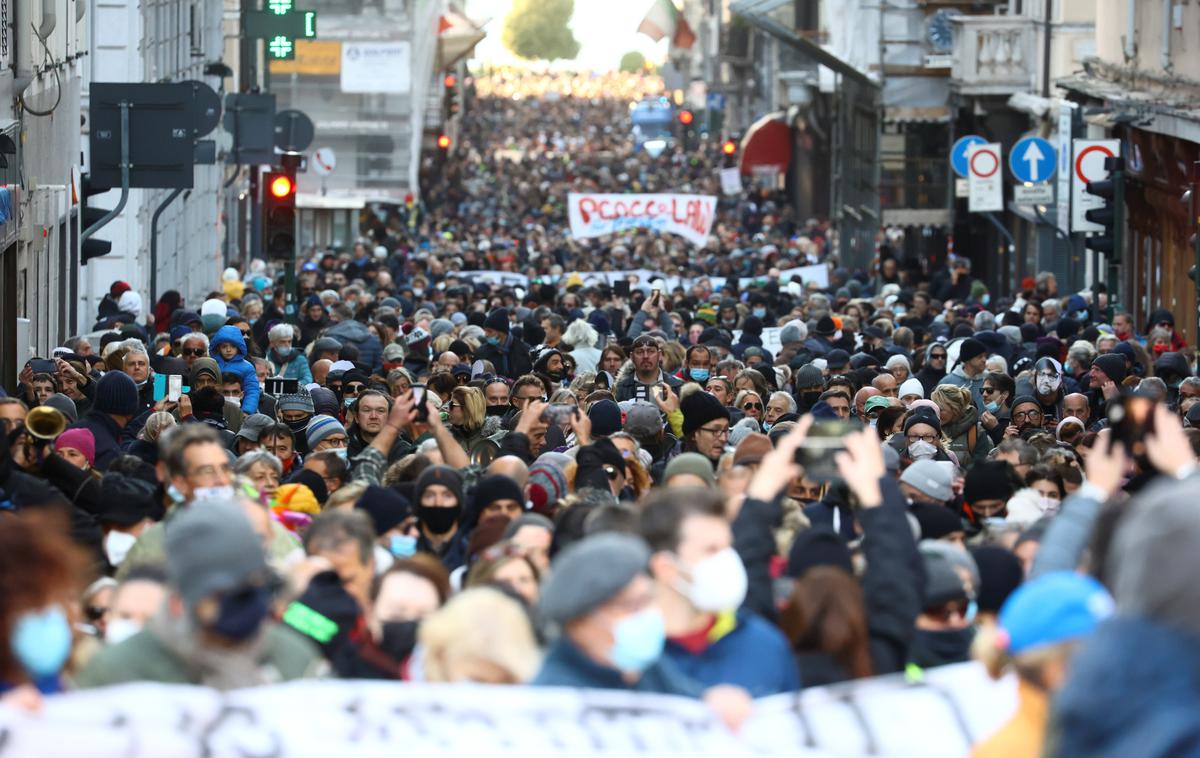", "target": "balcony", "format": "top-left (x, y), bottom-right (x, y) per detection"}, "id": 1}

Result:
top-left (950, 16), bottom-right (1036, 96)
